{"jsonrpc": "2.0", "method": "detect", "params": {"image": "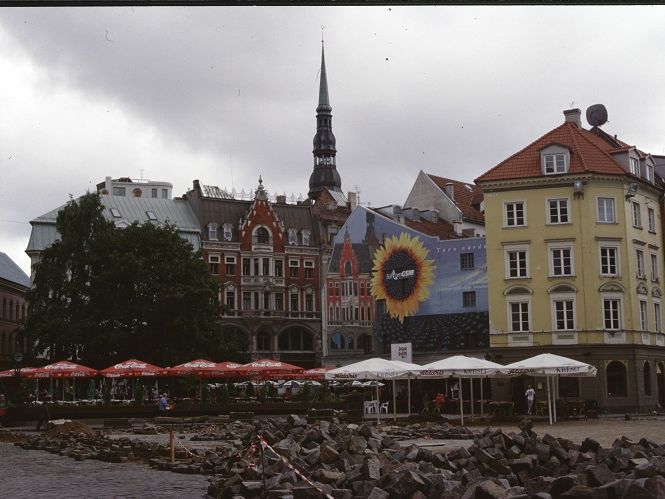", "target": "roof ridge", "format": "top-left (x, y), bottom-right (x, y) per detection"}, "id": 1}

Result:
top-left (427, 173), bottom-right (477, 188)
top-left (475, 122), bottom-right (569, 183)
top-left (565, 122), bottom-right (588, 171)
